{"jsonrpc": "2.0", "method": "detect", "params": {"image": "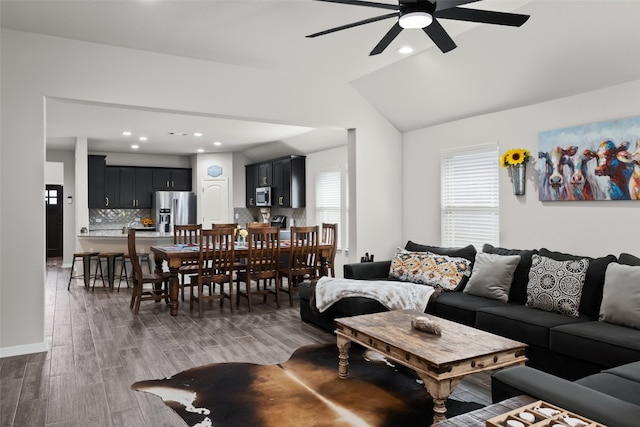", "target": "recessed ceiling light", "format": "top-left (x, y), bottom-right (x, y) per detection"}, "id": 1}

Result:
top-left (197, 148), bottom-right (204, 153)
top-left (194, 132), bottom-right (203, 137)
top-left (131, 144), bottom-right (139, 149)
top-left (122, 131), bottom-right (132, 136)
top-left (213, 141), bottom-right (222, 146)
top-left (139, 136), bottom-right (148, 141)
top-left (398, 46), bottom-right (414, 54)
